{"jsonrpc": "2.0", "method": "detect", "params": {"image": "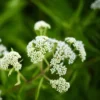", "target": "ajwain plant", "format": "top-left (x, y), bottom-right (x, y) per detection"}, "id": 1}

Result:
top-left (0, 21), bottom-right (86, 99)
